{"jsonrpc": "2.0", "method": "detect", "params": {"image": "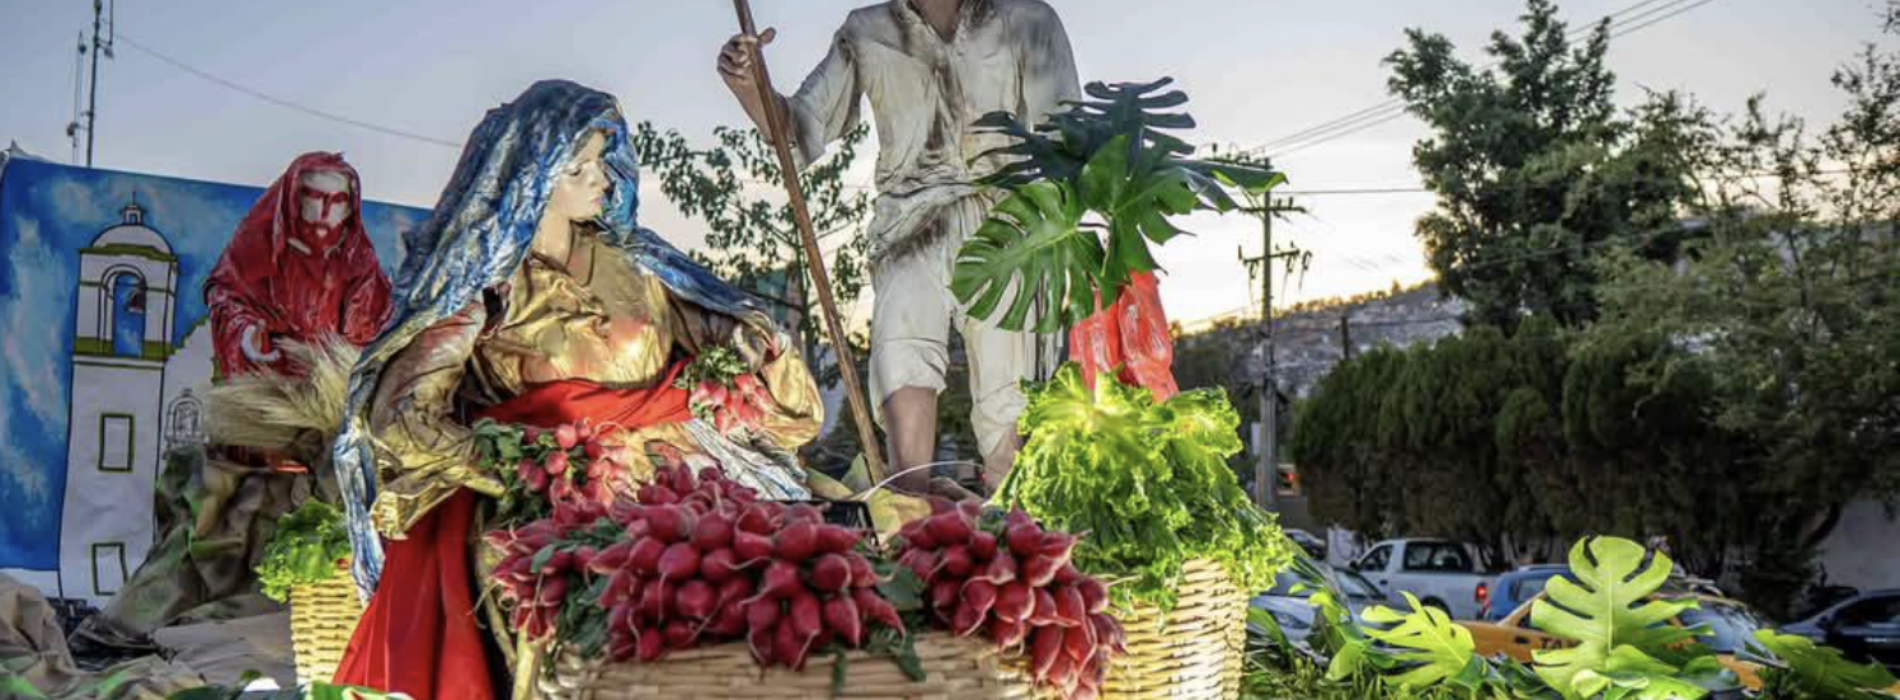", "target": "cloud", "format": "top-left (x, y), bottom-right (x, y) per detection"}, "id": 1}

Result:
top-left (0, 440), bottom-right (49, 505)
top-left (1, 217), bottom-right (66, 427)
